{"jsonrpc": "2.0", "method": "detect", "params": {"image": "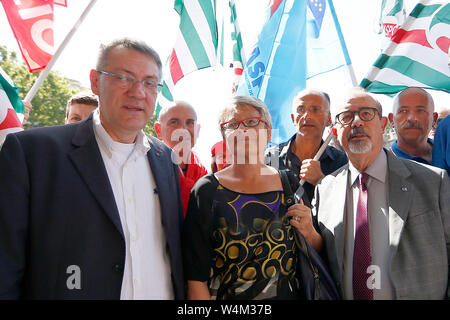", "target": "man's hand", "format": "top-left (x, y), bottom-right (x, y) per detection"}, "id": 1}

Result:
top-left (300, 159), bottom-right (324, 185)
top-left (22, 100), bottom-right (32, 124)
